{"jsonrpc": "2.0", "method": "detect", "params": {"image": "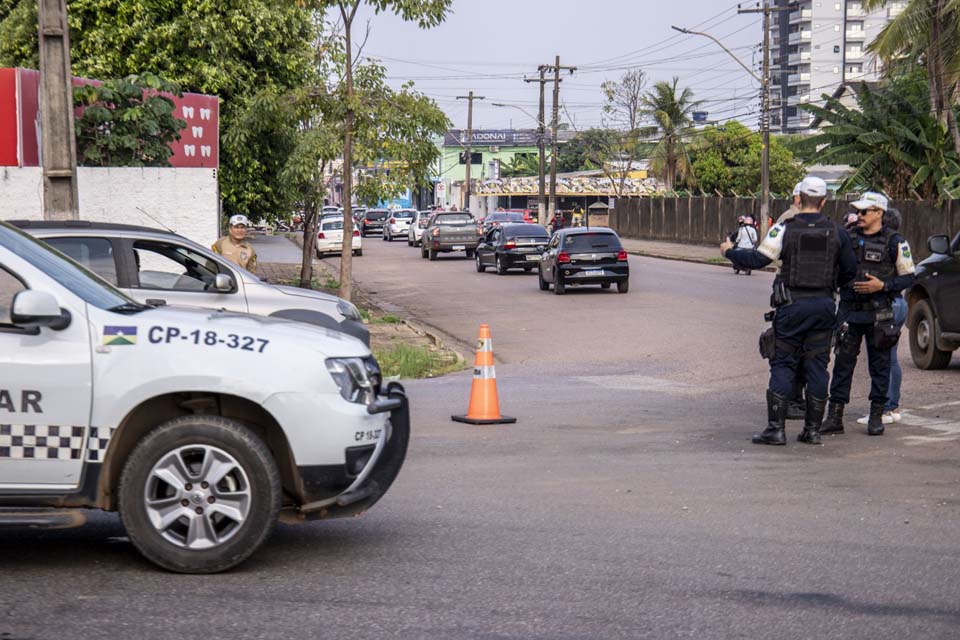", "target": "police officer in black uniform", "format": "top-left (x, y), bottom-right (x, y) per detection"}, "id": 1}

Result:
top-left (721, 176), bottom-right (858, 445)
top-left (821, 192), bottom-right (916, 436)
